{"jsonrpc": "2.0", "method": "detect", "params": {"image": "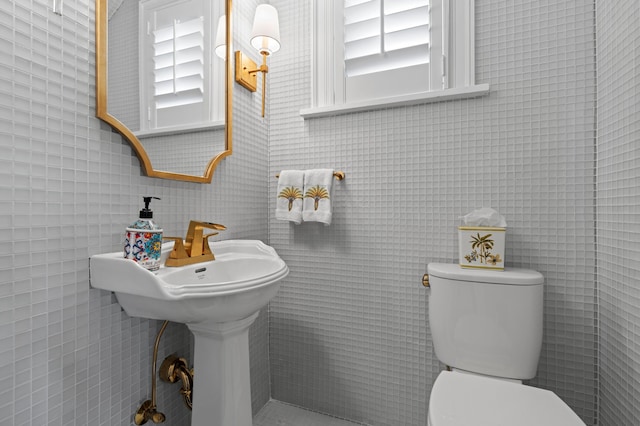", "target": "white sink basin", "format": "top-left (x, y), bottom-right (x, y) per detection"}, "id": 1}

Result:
top-left (90, 239), bottom-right (289, 426)
top-left (89, 239), bottom-right (289, 324)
